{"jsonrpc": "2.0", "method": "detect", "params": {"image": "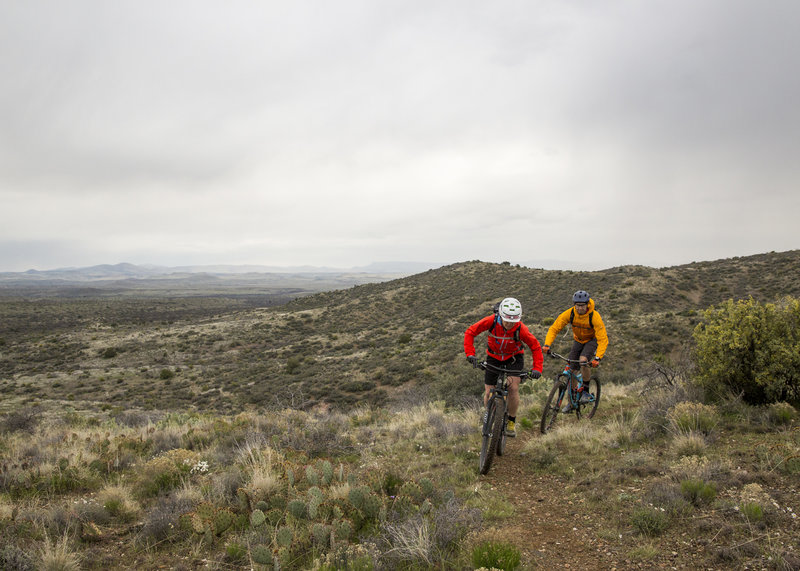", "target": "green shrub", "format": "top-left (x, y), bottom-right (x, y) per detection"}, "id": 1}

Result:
top-left (286, 357), bottom-right (302, 374)
top-left (739, 502), bottom-right (764, 523)
top-left (766, 402), bottom-right (797, 426)
top-left (667, 402), bottom-right (718, 435)
top-left (692, 297), bottom-right (800, 404)
top-left (471, 540), bottom-right (521, 571)
top-left (159, 368), bottom-right (175, 380)
top-left (101, 347), bottom-right (118, 359)
top-left (680, 479), bottom-right (717, 506)
top-left (631, 507), bottom-right (669, 536)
